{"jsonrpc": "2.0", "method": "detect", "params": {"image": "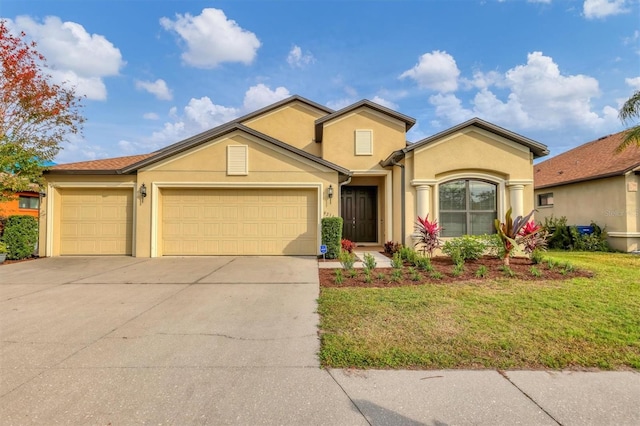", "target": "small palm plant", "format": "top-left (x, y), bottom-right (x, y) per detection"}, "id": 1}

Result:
top-left (414, 215), bottom-right (442, 257)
